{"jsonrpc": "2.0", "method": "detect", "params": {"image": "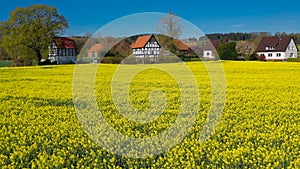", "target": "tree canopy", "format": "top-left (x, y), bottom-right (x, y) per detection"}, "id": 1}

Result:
top-left (217, 42), bottom-right (239, 60)
top-left (0, 4), bottom-right (69, 65)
